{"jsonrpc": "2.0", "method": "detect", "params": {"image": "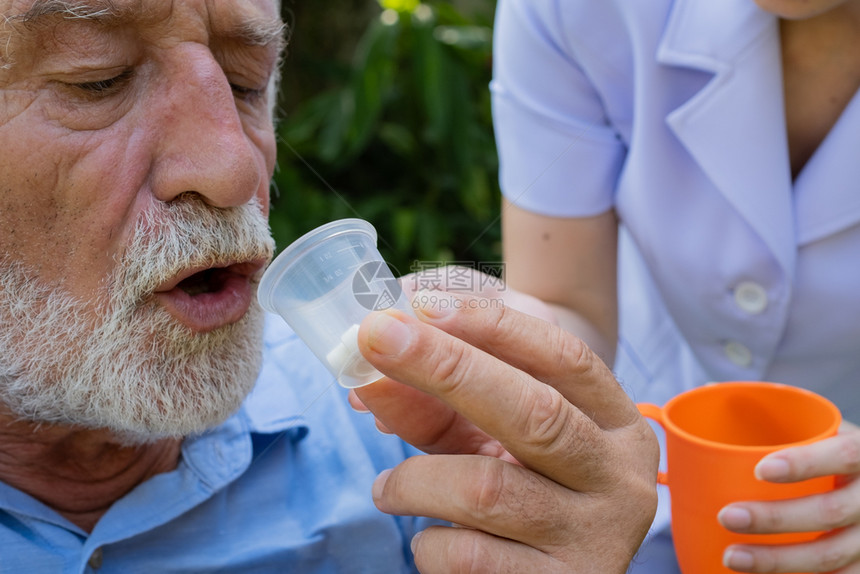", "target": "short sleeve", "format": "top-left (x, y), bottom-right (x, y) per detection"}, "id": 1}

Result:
top-left (491, 0), bottom-right (626, 217)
